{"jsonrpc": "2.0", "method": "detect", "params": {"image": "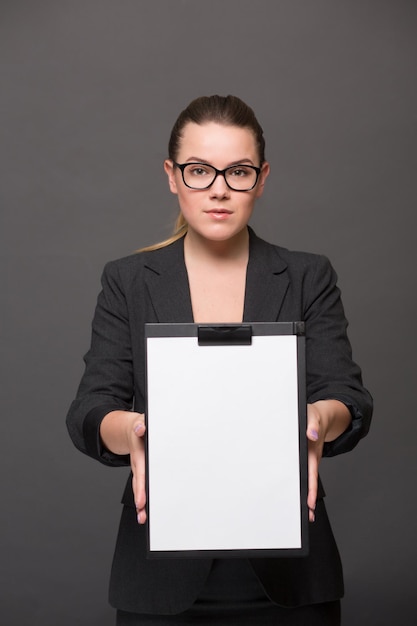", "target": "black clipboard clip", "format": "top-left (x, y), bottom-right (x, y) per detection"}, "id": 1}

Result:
top-left (197, 324), bottom-right (252, 346)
